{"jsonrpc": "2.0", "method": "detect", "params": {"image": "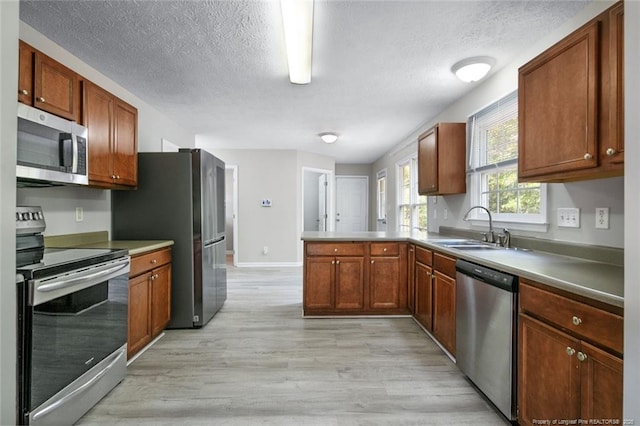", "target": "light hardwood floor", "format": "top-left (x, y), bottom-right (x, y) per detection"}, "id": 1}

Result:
top-left (78, 267), bottom-right (507, 425)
